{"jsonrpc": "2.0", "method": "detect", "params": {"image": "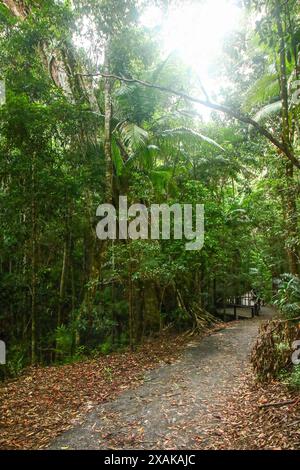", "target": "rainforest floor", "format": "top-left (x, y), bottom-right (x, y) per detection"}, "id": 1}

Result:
top-left (1, 306), bottom-right (300, 450)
